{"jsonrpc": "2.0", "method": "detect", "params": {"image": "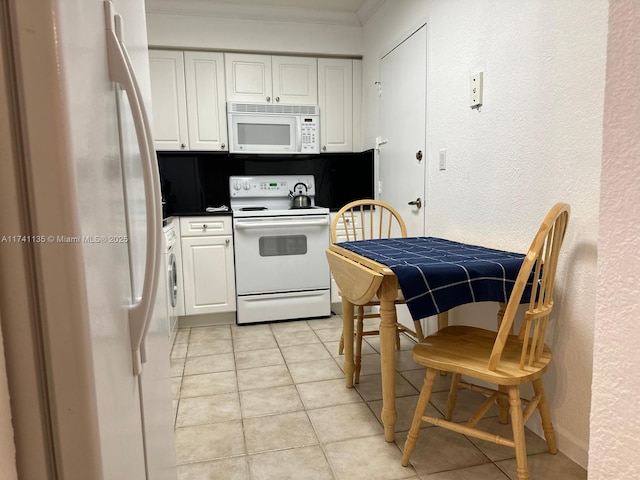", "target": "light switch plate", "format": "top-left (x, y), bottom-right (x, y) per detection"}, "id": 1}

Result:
top-left (439, 148), bottom-right (446, 170)
top-left (470, 72), bottom-right (483, 107)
